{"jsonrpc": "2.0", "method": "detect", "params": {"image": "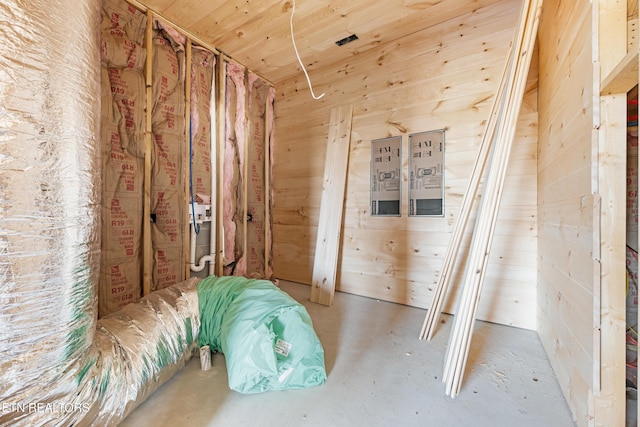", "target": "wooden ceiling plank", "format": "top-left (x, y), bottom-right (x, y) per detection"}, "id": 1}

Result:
top-left (261, 0), bottom-right (515, 83)
top-left (189, 0), bottom-right (281, 46)
top-left (137, 0), bottom-right (174, 12)
top-left (192, 0), bottom-right (295, 48)
top-left (237, 0), bottom-right (455, 76)
top-left (159, 0), bottom-right (229, 30)
top-left (136, 0), bottom-right (513, 89)
top-left (271, 1), bottom-right (516, 88)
